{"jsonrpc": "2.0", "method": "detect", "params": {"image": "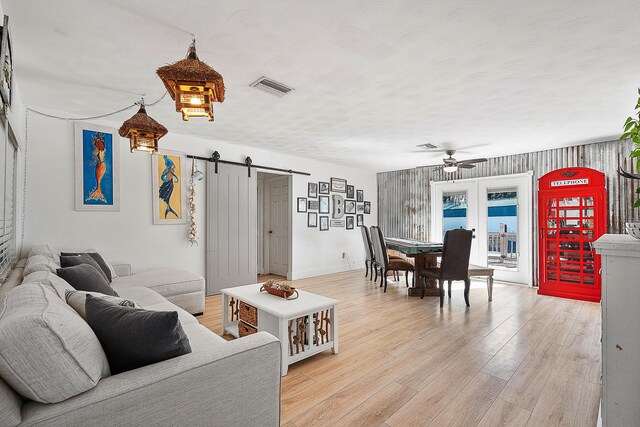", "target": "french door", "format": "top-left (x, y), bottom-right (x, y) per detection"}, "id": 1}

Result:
top-left (431, 173), bottom-right (533, 286)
